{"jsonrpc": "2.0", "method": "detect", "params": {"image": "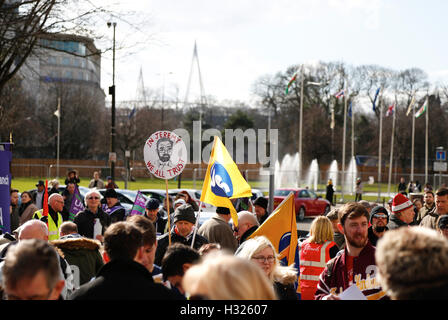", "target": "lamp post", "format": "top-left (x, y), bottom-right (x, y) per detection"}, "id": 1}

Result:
top-left (107, 21), bottom-right (117, 180)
